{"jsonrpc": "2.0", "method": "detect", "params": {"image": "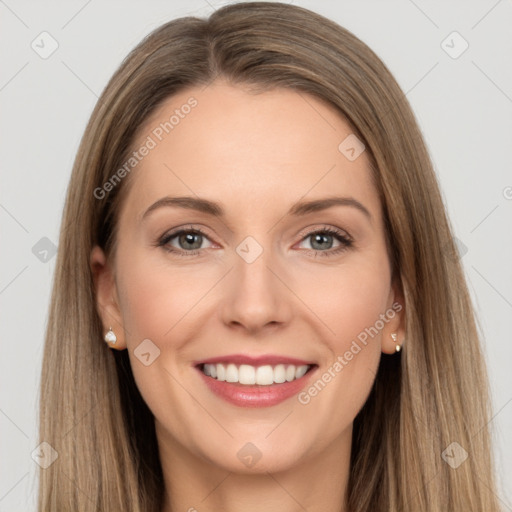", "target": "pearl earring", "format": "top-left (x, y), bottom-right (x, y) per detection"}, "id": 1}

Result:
top-left (104, 326), bottom-right (117, 345)
top-left (391, 333), bottom-right (401, 352)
